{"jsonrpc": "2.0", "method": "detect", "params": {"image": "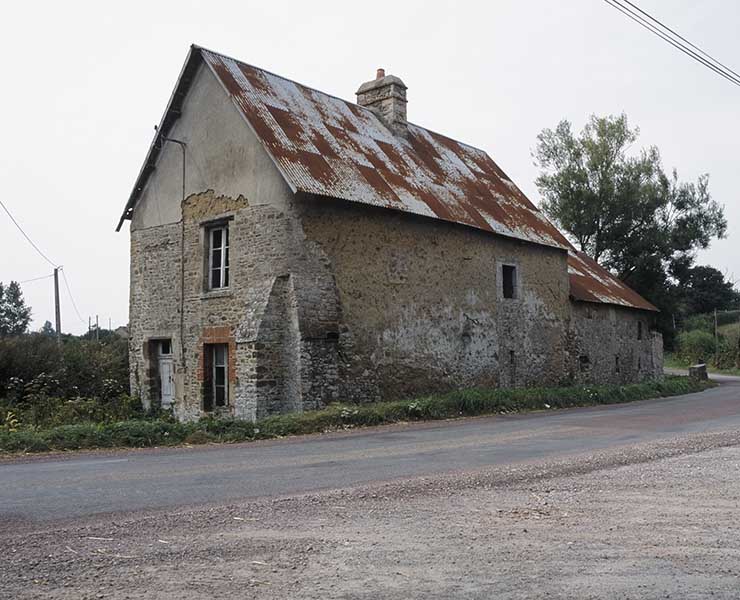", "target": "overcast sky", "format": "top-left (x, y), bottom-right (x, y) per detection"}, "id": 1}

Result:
top-left (2, 0), bottom-right (738, 334)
